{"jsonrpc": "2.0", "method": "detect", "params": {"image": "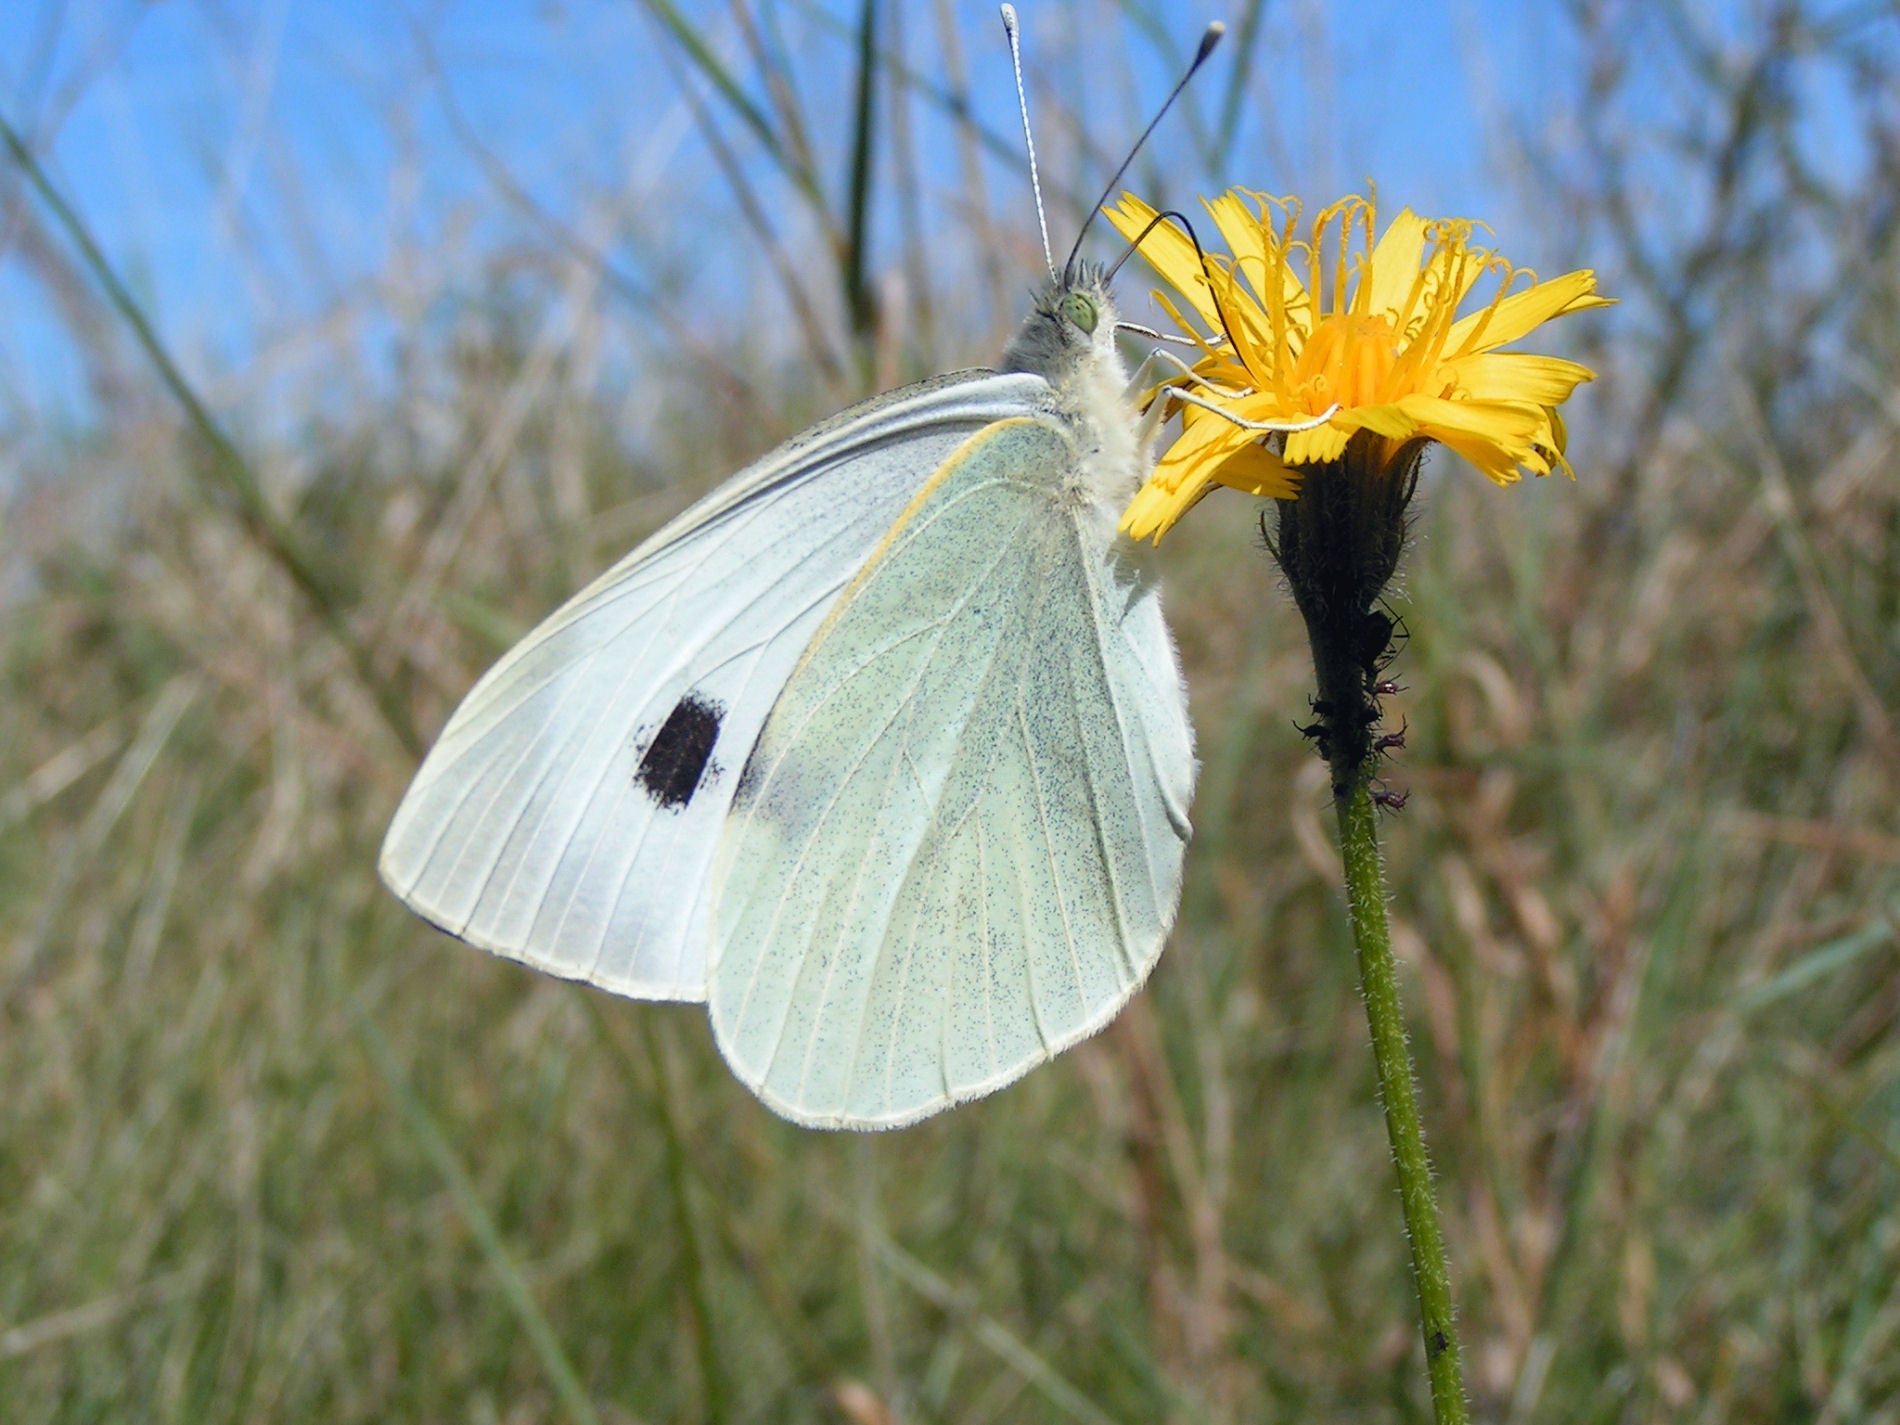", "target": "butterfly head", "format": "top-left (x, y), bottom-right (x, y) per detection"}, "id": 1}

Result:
top-left (999, 263), bottom-right (1123, 386)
